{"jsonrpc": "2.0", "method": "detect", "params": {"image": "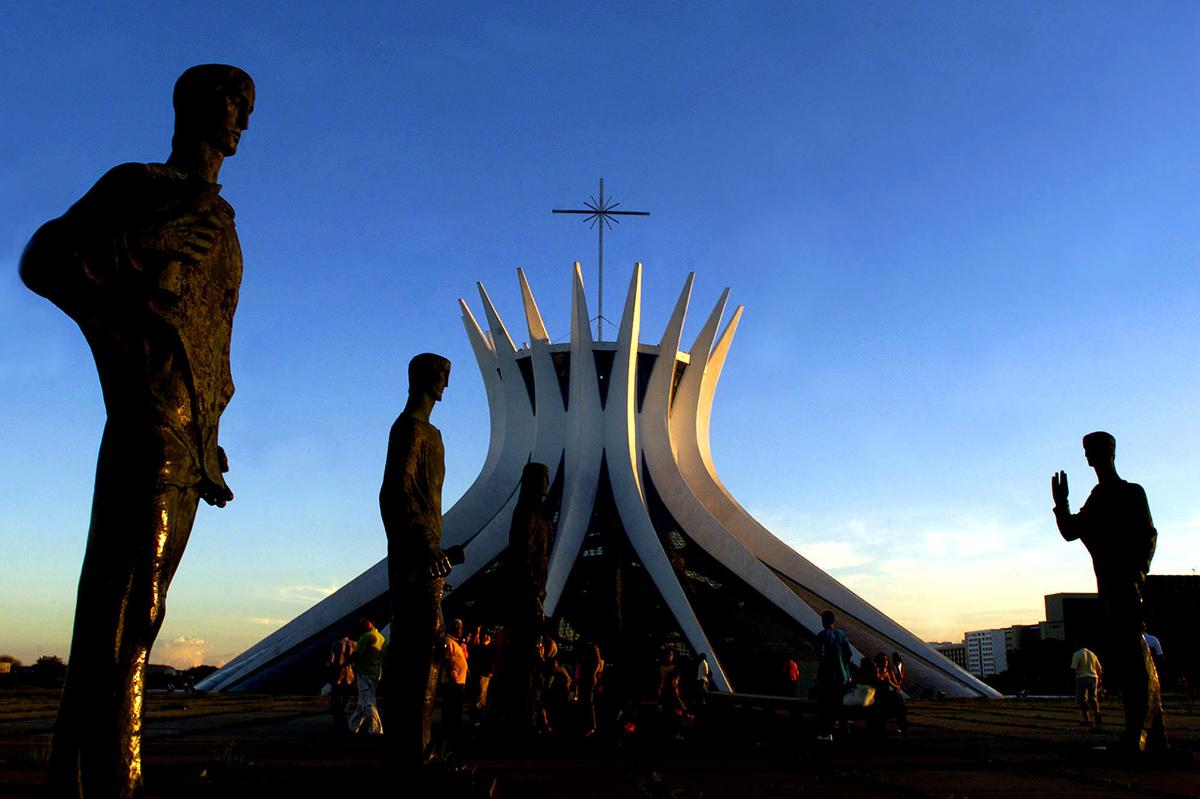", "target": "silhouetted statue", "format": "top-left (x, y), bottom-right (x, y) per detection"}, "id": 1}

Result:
top-left (1053, 431), bottom-right (1168, 754)
top-left (20, 65), bottom-right (254, 799)
top-left (502, 462), bottom-right (552, 727)
top-left (506, 462), bottom-right (552, 619)
top-left (380, 353), bottom-right (459, 767)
